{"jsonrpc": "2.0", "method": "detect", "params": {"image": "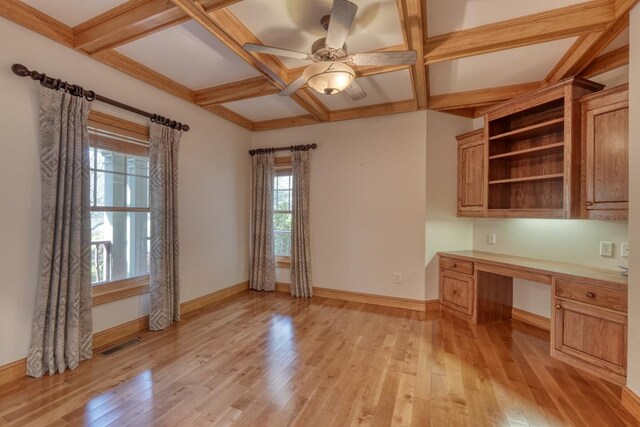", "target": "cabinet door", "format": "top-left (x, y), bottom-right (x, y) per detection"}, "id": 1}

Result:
top-left (554, 299), bottom-right (627, 379)
top-left (583, 91), bottom-right (628, 219)
top-left (440, 271), bottom-right (474, 315)
top-left (457, 131), bottom-right (485, 217)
